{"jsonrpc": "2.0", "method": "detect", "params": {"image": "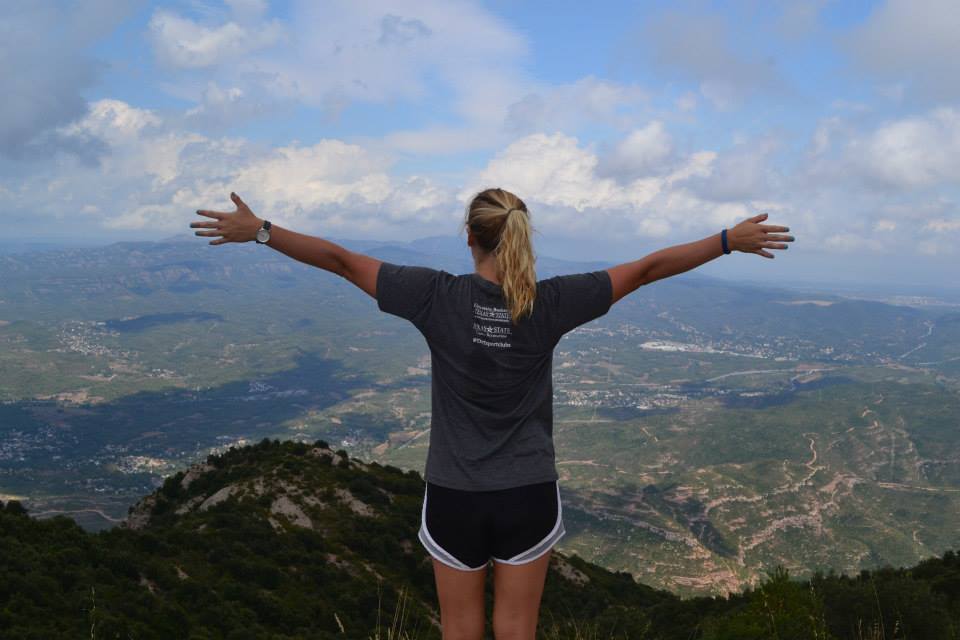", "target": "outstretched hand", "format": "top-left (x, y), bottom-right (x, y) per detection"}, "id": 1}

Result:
top-left (191, 192), bottom-right (262, 245)
top-left (728, 213), bottom-right (794, 259)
